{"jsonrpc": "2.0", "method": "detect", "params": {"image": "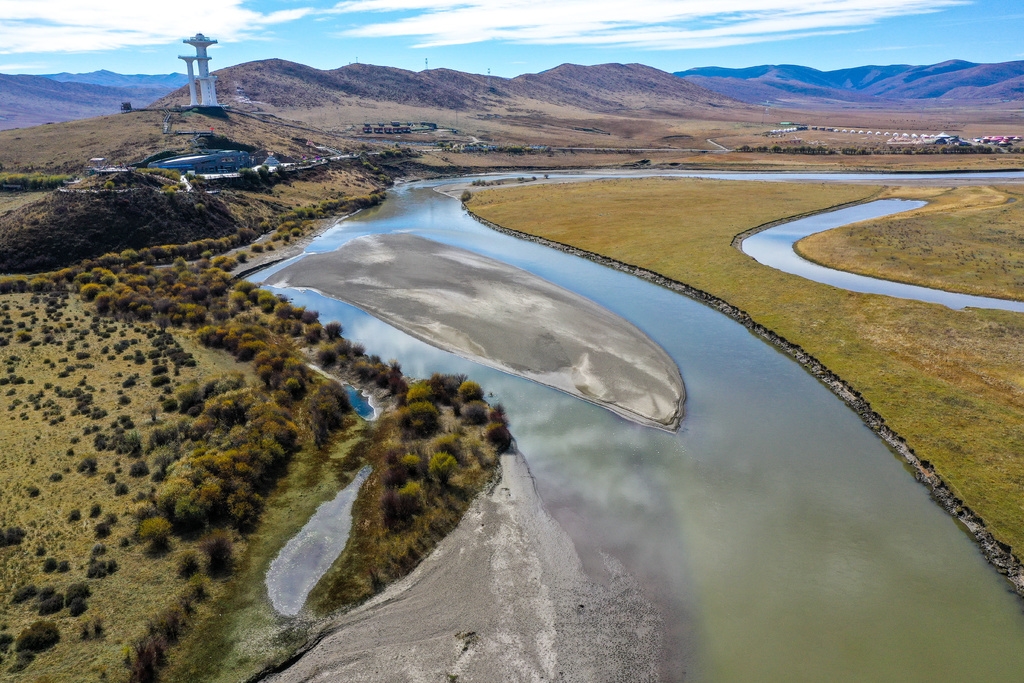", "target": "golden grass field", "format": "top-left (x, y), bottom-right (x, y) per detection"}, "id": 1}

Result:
top-left (469, 177), bottom-right (1024, 560)
top-left (797, 185), bottom-right (1024, 301)
top-left (0, 292), bottom-right (250, 680)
